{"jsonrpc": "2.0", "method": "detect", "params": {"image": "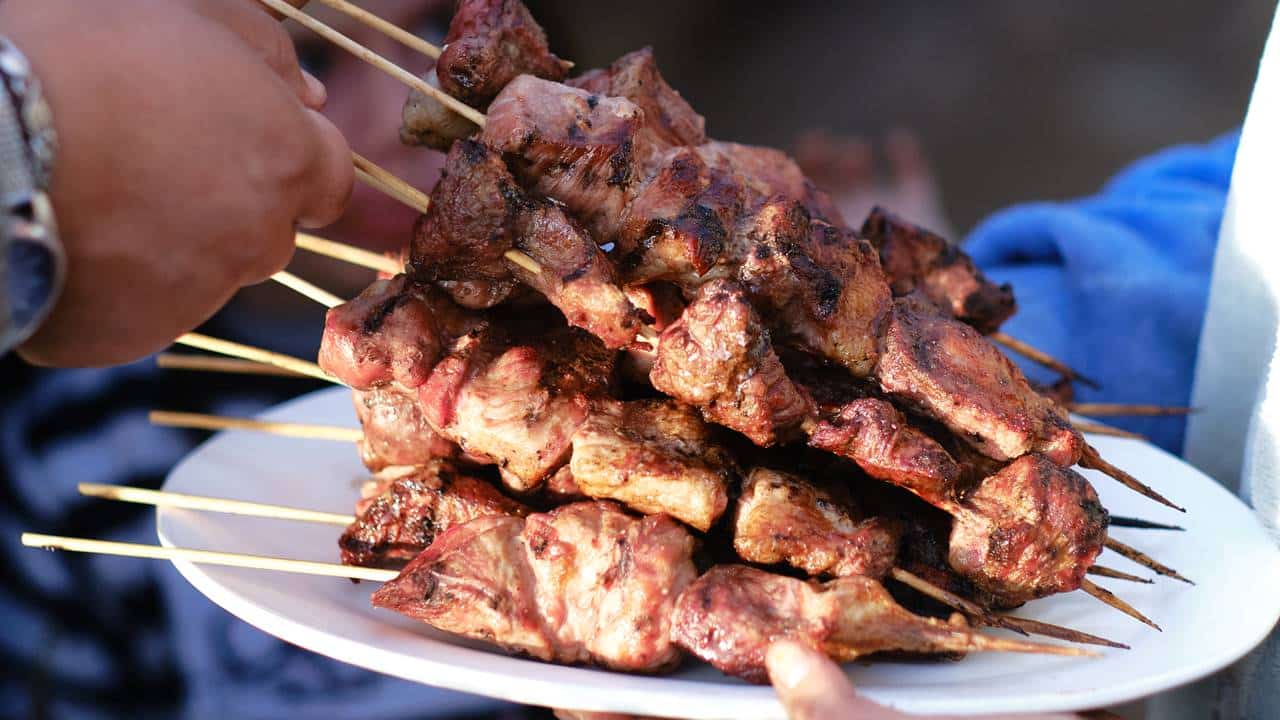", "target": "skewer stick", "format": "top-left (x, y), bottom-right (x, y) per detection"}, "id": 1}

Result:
top-left (77, 483), bottom-right (355, 526)
top-left (889, 568), bottom-right (1123, 649)
top-left (258, 0), bottom-right (485, 127)
top-left (309, 0), bottom-right (441, 58)
top-left (157, 353), bottom-right (311, 378)
top-left (1068, 403), bottom-right (1194, 417)
top-left (353, 152), bottom-right (432, 214)
top-left (150, 410), bottom-right (362, 443)
top-left (990, 332), bottom-right (1100, 389)
top-left (1080, 445), bottom-right (1185, 513)
top-left (21, 533), bottom-right (394, 582)
top-left (175, 333), bottom-right (339, 384)
top-left (272, 270), bottom-right (345, 308)
top-left (1087, 565), bottom-right (1153, 584)
top-left (1105, 537), bottom-right (1194, 585)
top-left (1072, 420), bottom-right (1146, 441)
top-left (1108, 515), bottom-right (1184, 531)
top-left (296, 233), bottom-right (403, 274)
top-left (1080, 579), bottom-right (1160, 631)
